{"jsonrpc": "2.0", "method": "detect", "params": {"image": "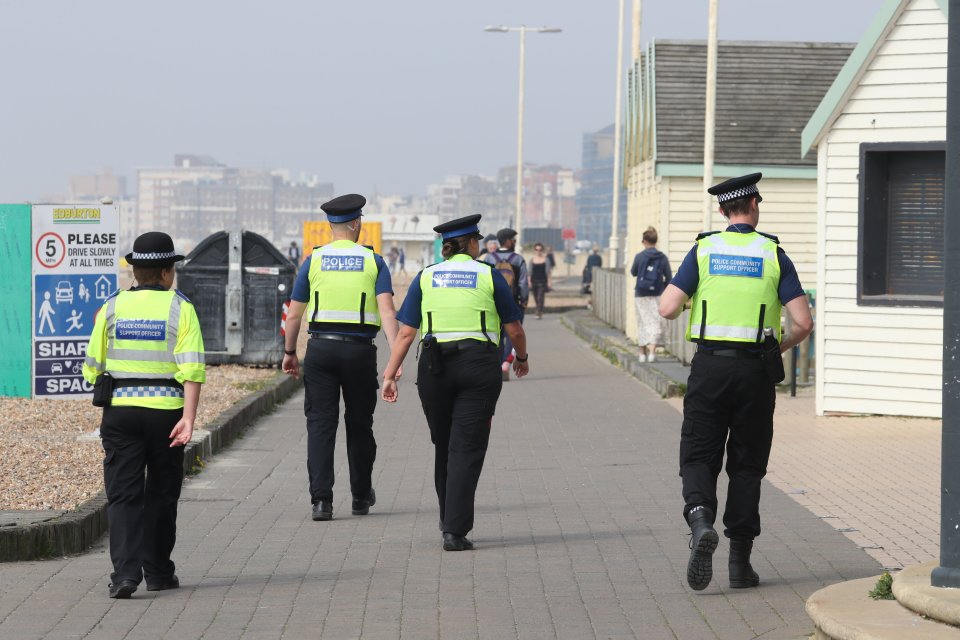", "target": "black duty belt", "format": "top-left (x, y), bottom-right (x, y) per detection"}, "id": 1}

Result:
top-left (438, 340), bottom-right (496, 356)
top-left (311, 333), bottom-right (374, 345)
top-left (697, 347), bottom-right (762, 360)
